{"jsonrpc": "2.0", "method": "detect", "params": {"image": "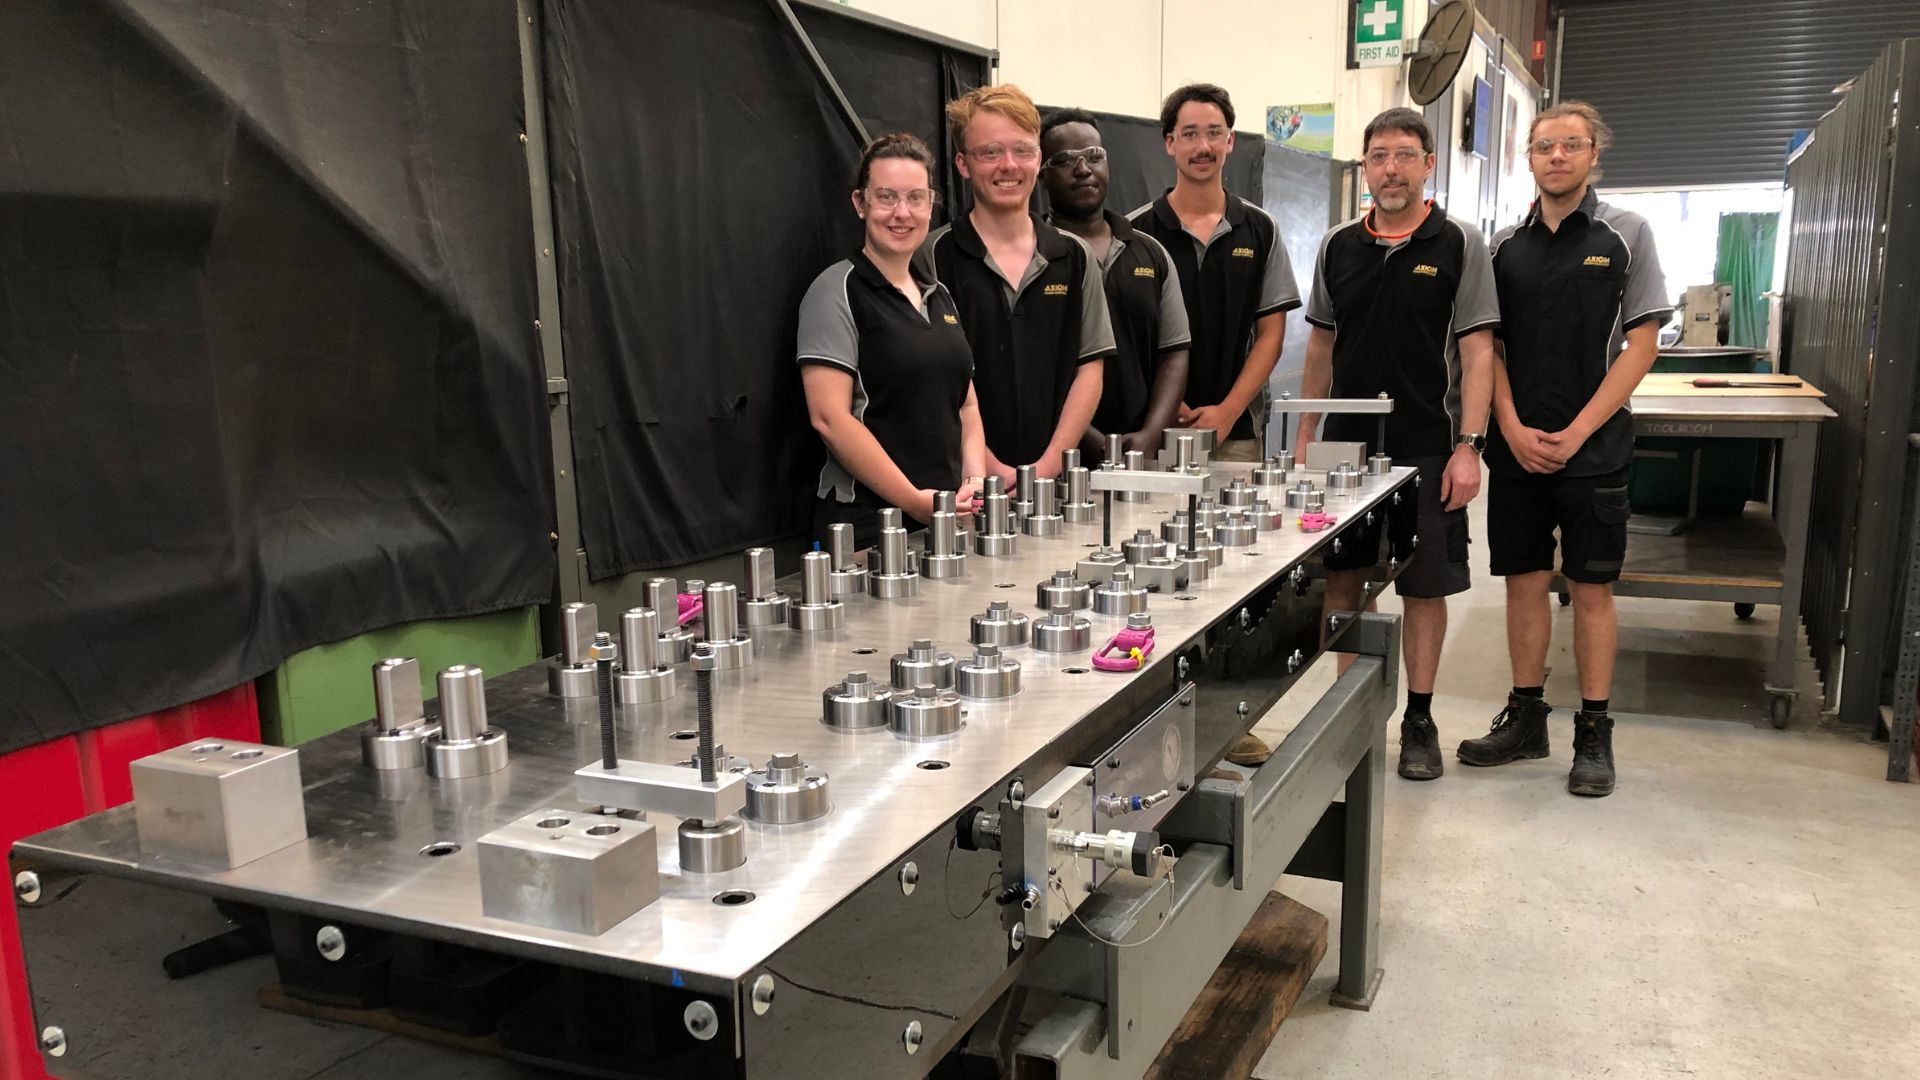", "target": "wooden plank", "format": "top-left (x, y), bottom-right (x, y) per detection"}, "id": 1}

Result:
top-left (1634, 373), bottom-right (1827, 398)
top-left (1145, 892), bottom-right (1329, 1080)
top-left (257, 983), bottom-right (505, 1058)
